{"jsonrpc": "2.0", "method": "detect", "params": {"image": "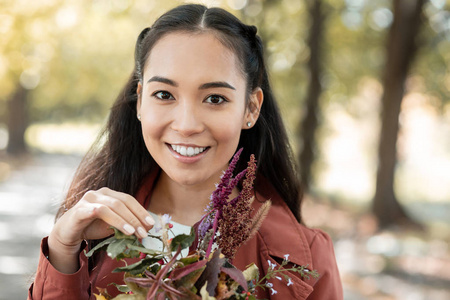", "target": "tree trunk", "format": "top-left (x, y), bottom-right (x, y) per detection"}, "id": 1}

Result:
top-left (298, 0), bottom-right (325, 192)
top-left (6, 84), bottom-right (29, 154)
top-left (373, 0), bottom-right (425, 228)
